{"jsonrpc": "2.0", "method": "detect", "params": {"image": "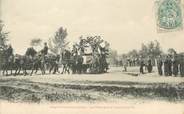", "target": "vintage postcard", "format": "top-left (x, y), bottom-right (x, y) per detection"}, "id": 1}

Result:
top-left (0, 0), bottom-right (184, 114)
